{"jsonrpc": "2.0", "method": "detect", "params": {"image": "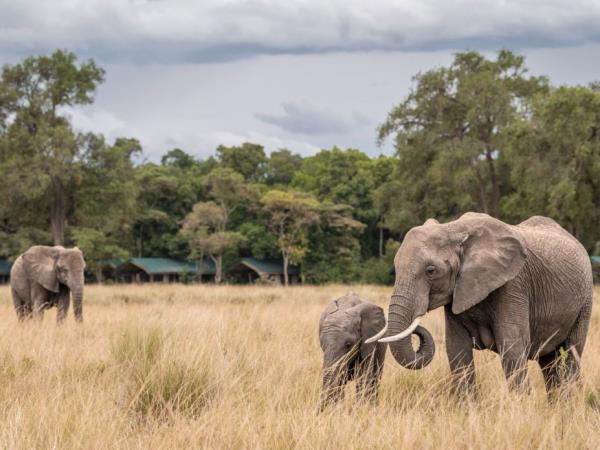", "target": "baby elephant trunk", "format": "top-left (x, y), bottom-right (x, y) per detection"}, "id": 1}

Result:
top-left (318, 352), bottom-right (354, 412)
